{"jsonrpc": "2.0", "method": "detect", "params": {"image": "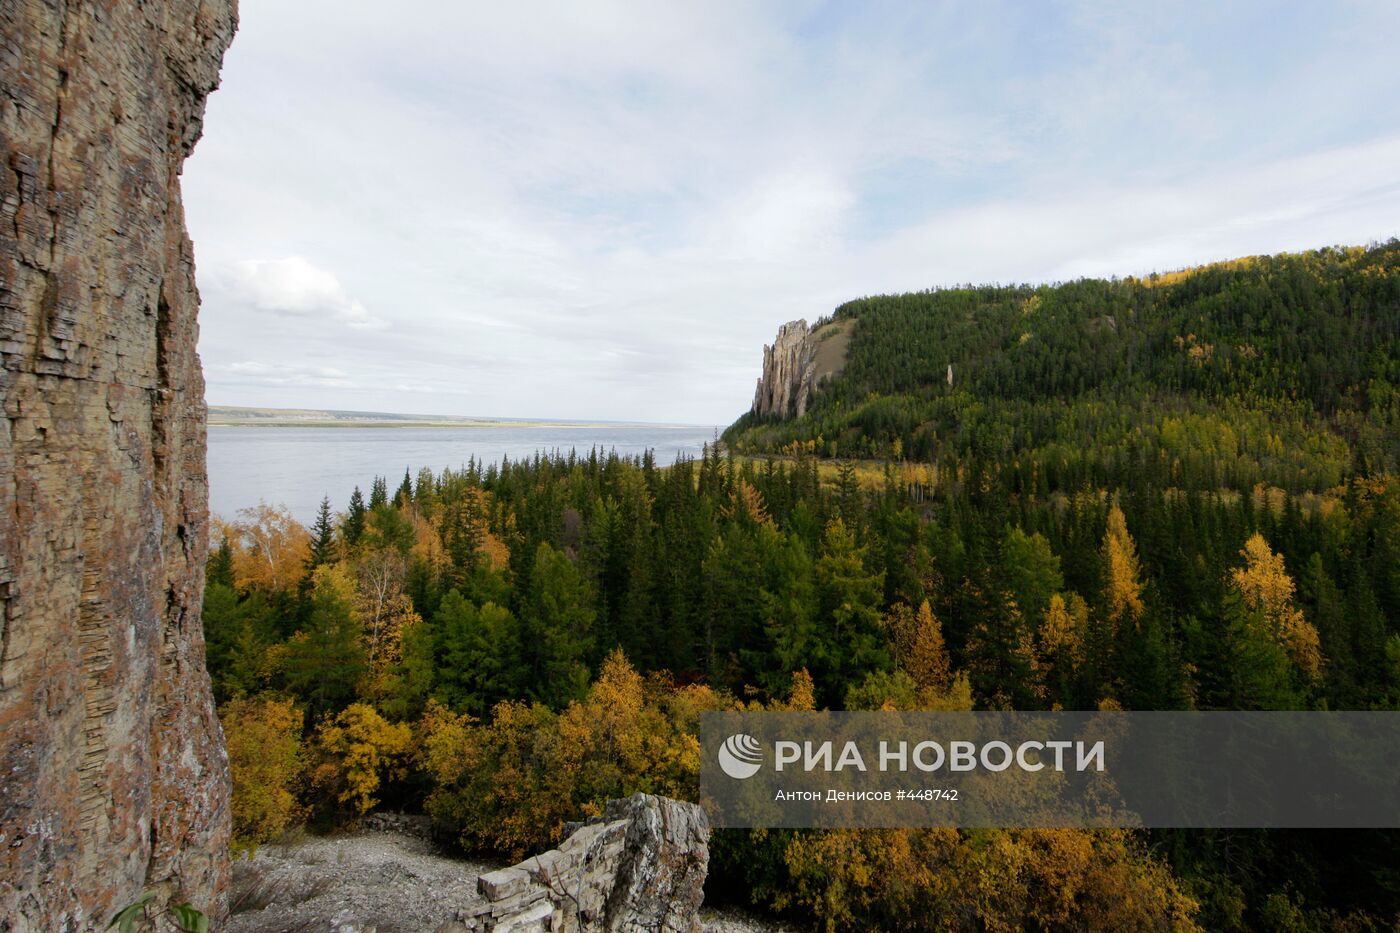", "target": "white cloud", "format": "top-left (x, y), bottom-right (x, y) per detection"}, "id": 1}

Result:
top-left (184, 1), bottom-right (1400, 425)
top-left (862, 135), bottom-right (1400, 290)
top-left (219, 360), bottom-right (355, 388)
top-left (215, 257), bottom-right (388, 330)
top-left (698, 167), bottom-right (855, 261)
